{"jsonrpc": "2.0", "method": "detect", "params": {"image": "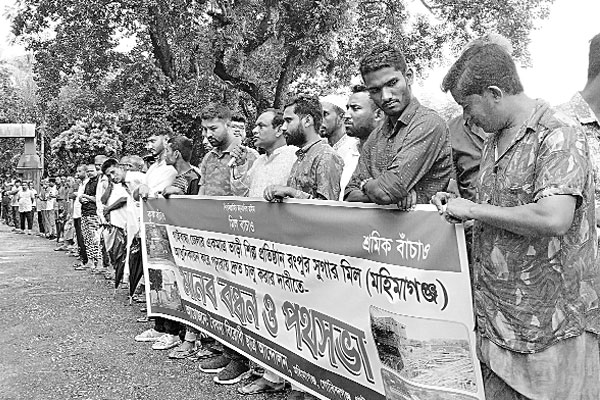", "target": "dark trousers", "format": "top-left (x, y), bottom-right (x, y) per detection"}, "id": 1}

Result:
top-left (73, 218), bottom-right (87, 264)
top-left (20, 211), bottom-right (33, 230)
top-left (12, 206), bottom-right (20, 228)
top-left (154, 317), bottom-right (182, 337)
top-left (37, 211), bottom-right (45, 233)
top-left (1, 203), bottom-right (10, 224)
